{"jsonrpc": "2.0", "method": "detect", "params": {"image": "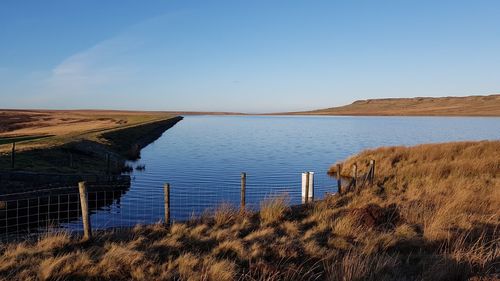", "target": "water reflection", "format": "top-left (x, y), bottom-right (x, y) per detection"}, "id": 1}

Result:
top-left (0, 182), bottom-right (130, 238)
